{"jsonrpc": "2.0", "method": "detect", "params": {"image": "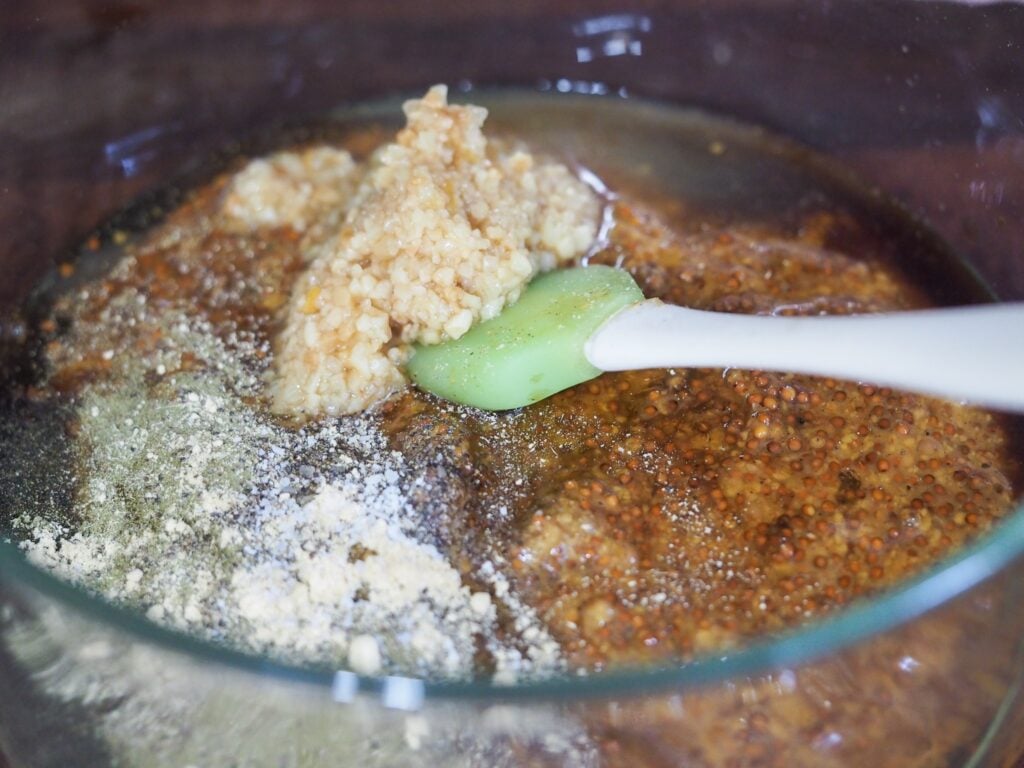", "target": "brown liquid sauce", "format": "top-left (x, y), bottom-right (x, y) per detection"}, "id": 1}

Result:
top-left (4, 93), bottom-right (1022, 683)
top-left (380, 96), bottom-right (1021, 672)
